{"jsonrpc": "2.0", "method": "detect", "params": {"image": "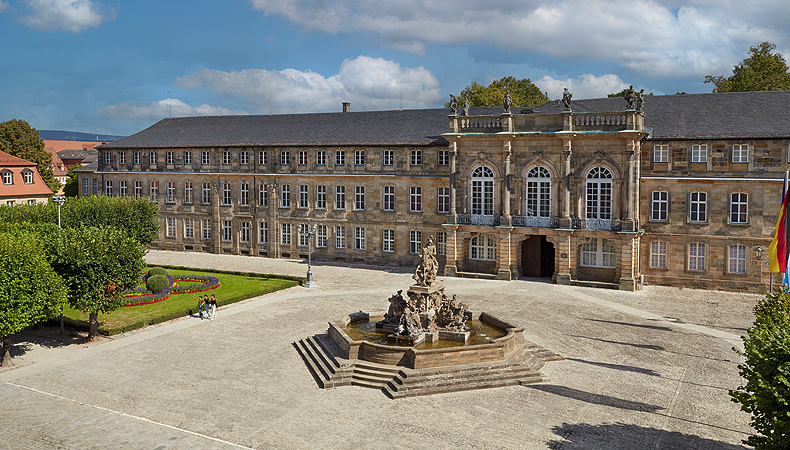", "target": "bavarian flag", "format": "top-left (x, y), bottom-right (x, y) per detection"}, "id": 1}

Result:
top-left (769, 174), bottom-right (790, 273)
